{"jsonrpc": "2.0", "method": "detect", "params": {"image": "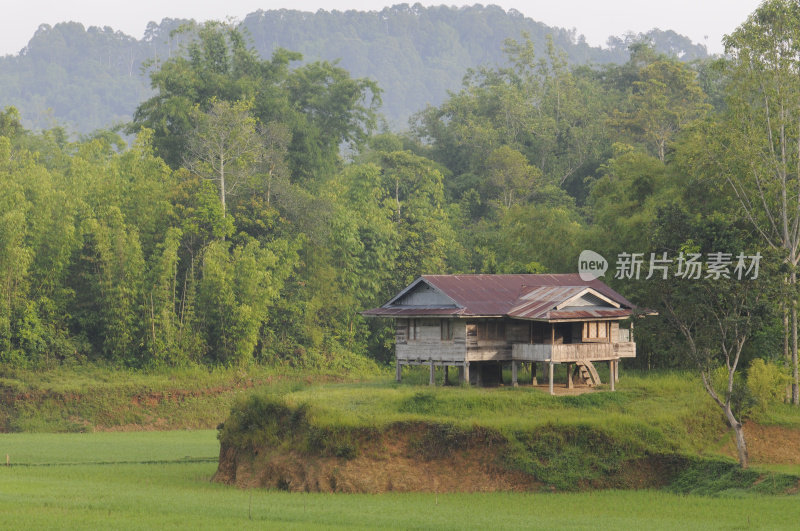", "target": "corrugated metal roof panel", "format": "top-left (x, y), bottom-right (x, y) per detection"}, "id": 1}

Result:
top-left (508, 285), bottom-right (587, 319)
top-left (361, 307), bottom-right (464, 317)
top-left (548, 309), bottom-right (633, 320)
top-left (363, 274), bottom-right (639, 321)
